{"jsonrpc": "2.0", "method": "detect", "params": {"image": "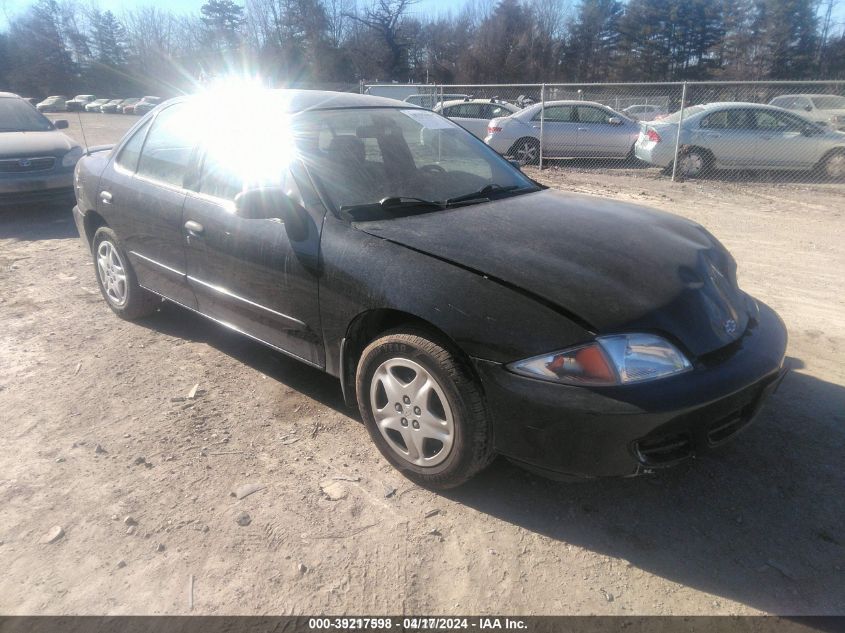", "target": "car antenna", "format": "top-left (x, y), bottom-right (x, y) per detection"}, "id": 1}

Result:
top-left (75, 109), bottom-right (90, 155)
